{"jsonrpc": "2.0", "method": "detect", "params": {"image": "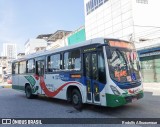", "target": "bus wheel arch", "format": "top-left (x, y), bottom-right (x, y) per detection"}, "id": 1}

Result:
top-left (66, 85), bottom-right (83, 110)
